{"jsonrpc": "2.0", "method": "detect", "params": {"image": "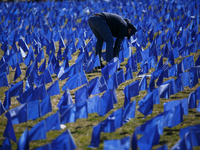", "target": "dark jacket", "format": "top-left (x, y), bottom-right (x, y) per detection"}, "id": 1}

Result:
top-left (100, 12), bottom-right (131, 56)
